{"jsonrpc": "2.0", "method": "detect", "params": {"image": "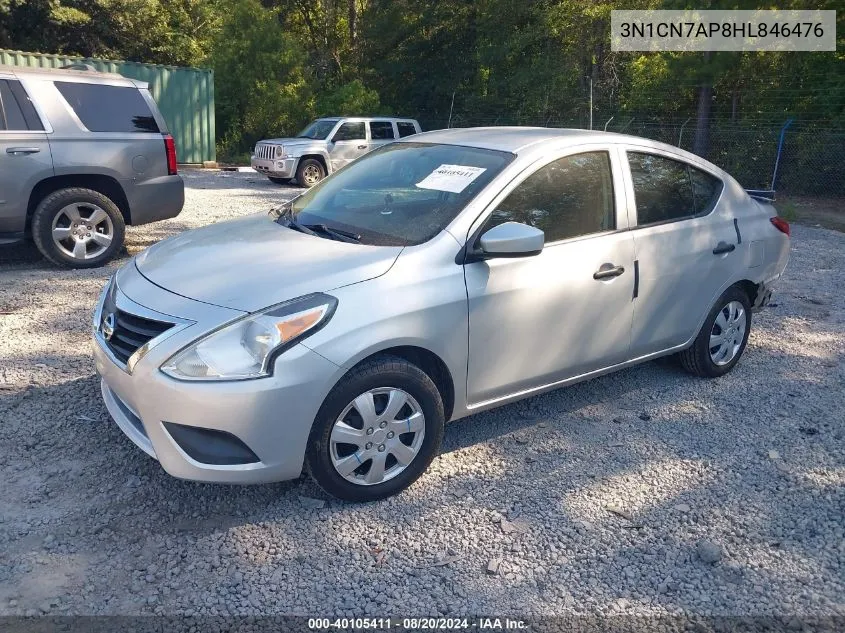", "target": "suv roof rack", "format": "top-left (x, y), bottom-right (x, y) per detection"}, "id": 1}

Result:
top-left (746, 189), bottom-right (776, 203)
top-left (59, 63), bottom-right (97, 72)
